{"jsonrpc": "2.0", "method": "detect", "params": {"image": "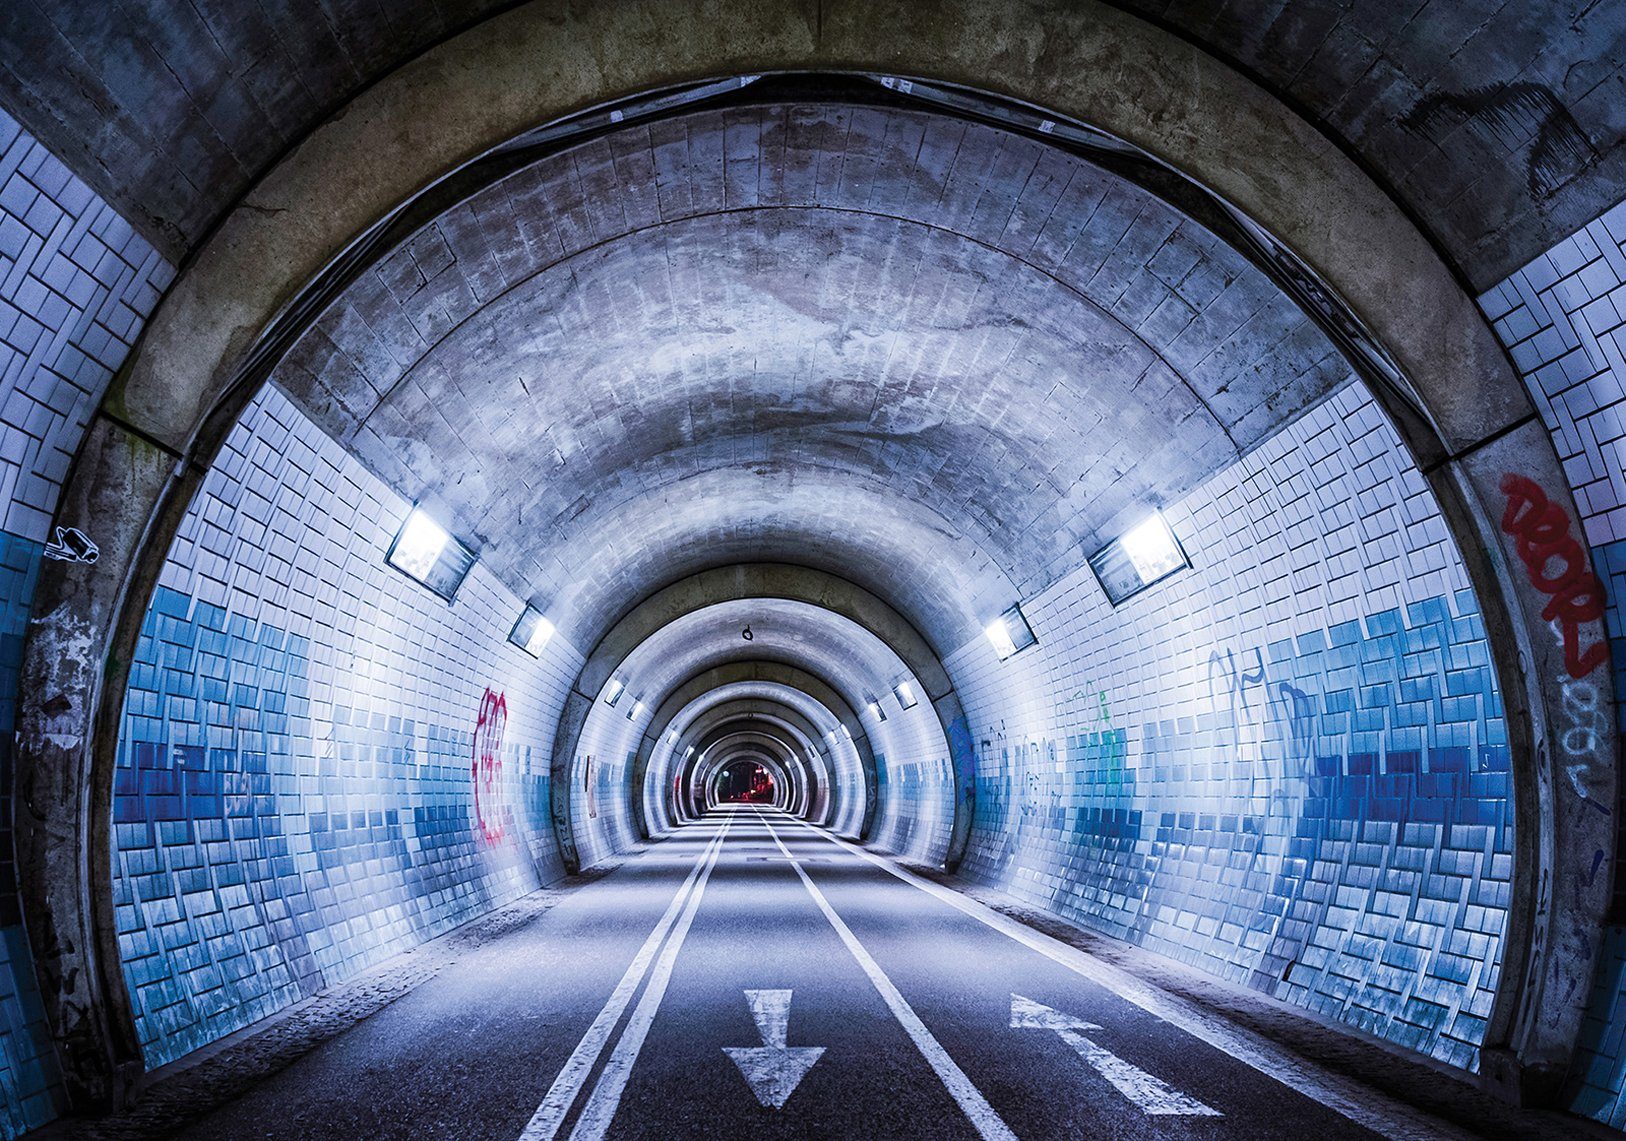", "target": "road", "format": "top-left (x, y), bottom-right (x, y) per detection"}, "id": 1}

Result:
top-left (176, 807), bottom-right (1462, 1140)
